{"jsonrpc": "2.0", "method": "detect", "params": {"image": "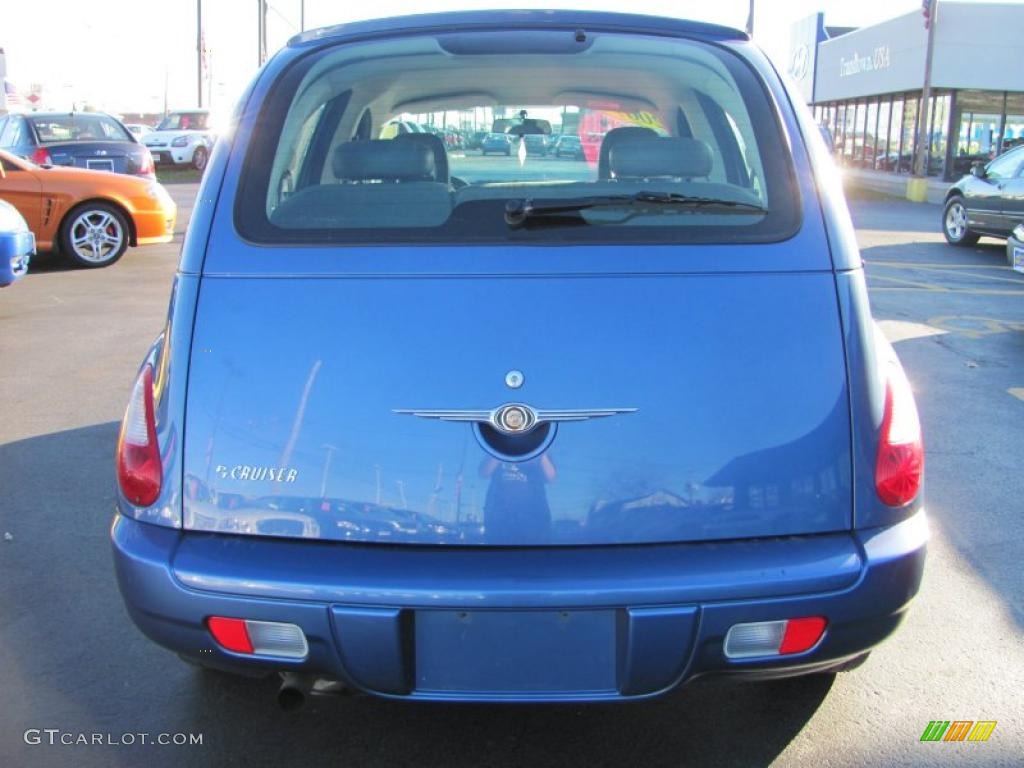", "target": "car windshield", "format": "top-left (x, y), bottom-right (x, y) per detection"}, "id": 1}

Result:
top-left (157, 113), bottom-right (209, 131)
top-left (30, 114), bottom-right (132, 143)
top-left (237, 31), bottom-right (800, 245)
